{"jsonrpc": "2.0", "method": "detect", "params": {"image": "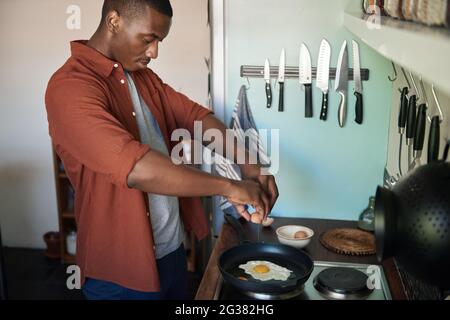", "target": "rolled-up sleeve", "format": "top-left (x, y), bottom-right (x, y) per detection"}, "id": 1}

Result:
top-left (45, 75), bottom-right (150, 188)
